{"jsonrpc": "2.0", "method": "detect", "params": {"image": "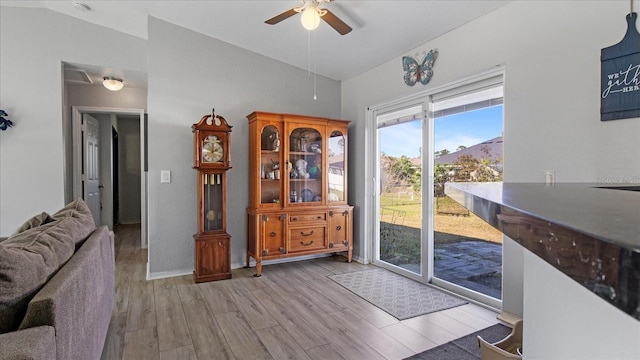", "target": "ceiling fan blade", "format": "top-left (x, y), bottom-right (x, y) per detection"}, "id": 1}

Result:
top-left (321, 9), bottom-right (352, 35)
top-left (265, 8), bottom-right (298, 25)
